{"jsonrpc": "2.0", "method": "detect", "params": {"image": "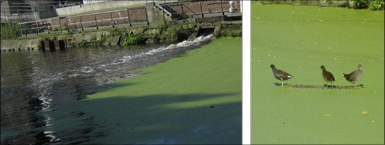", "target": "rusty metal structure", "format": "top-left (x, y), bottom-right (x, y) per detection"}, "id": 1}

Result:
top-left (17, 0), bottom-right (242, 36)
